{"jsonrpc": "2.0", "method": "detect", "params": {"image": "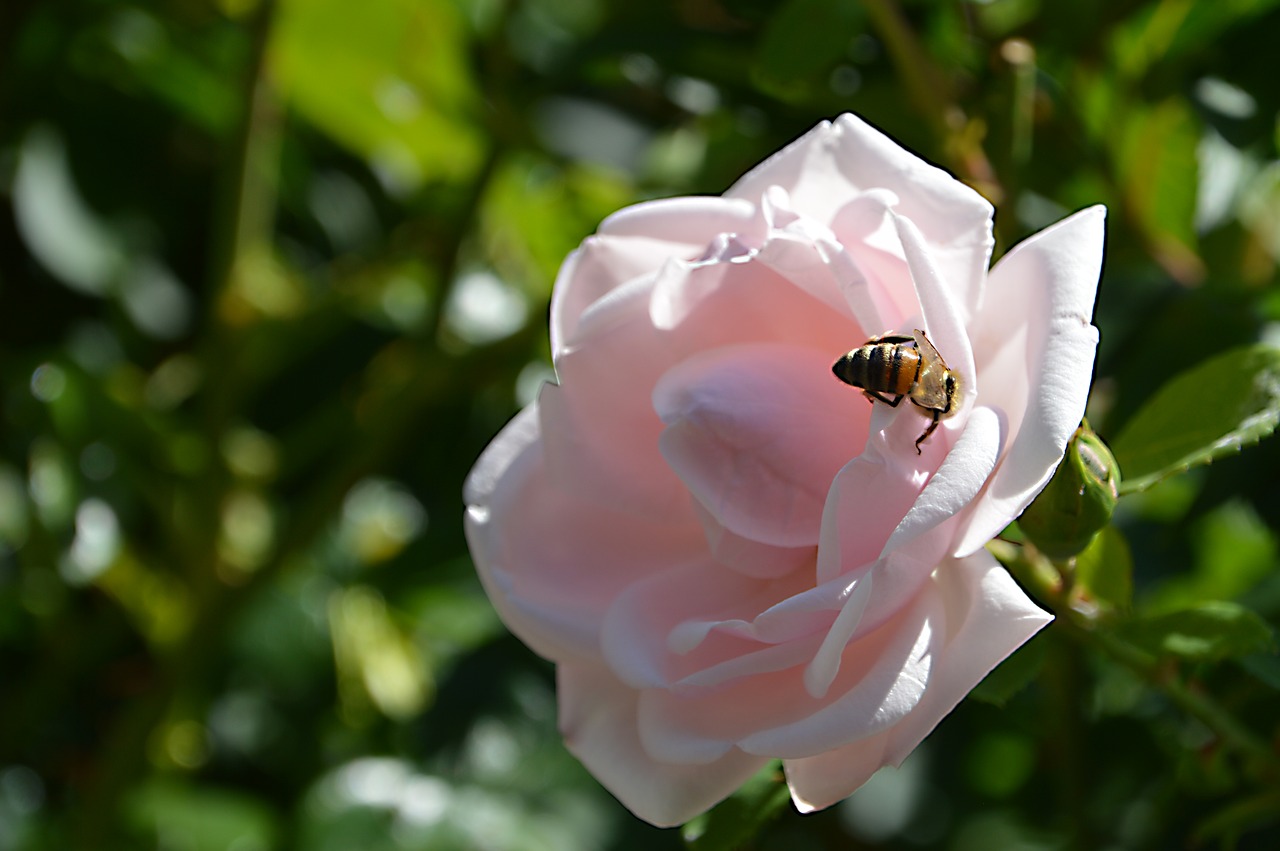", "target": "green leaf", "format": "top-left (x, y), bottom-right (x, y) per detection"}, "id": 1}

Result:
top-left (1113, 98), bottom-right (1201, 282)
top-left (1074, 525), bottom-right (1133, 611)
top-left (682, 761), bottom-right (790, 851)
top-left (272, 0), bottom-right (485, 188)
top-left (1116, 602), bottom-right (1275, 663)
top-left (752, 0), bottom-right (866, 97)
top-left (126, 781), bottom-right (278, 851)
top-left (969, 632), bottom-right (1049, 707)
top-left (1111, 344), bottom-right (1280, 493)
top-left (1240, 652), bottom-right (1280, 691)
